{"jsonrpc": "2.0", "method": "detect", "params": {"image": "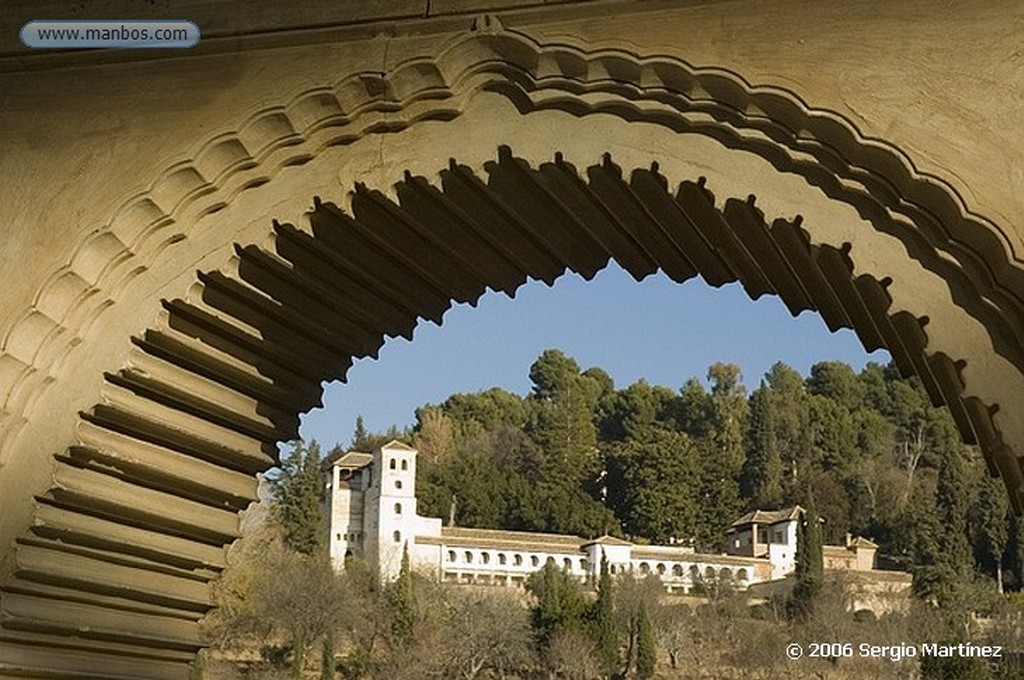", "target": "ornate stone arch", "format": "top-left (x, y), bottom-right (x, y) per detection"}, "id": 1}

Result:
top-left (1, 21), bottom-right (1023, 678)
